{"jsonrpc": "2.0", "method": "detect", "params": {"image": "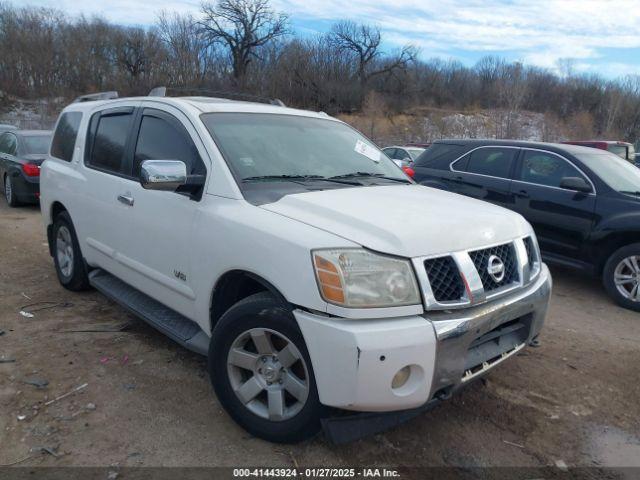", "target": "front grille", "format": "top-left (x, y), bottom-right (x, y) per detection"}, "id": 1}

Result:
top-left (469, 242), bottom-right (518, 292)
top-left (424, 256), bottom-right (465, 302)
top-left (523, 236), bottom-right (537, 267)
